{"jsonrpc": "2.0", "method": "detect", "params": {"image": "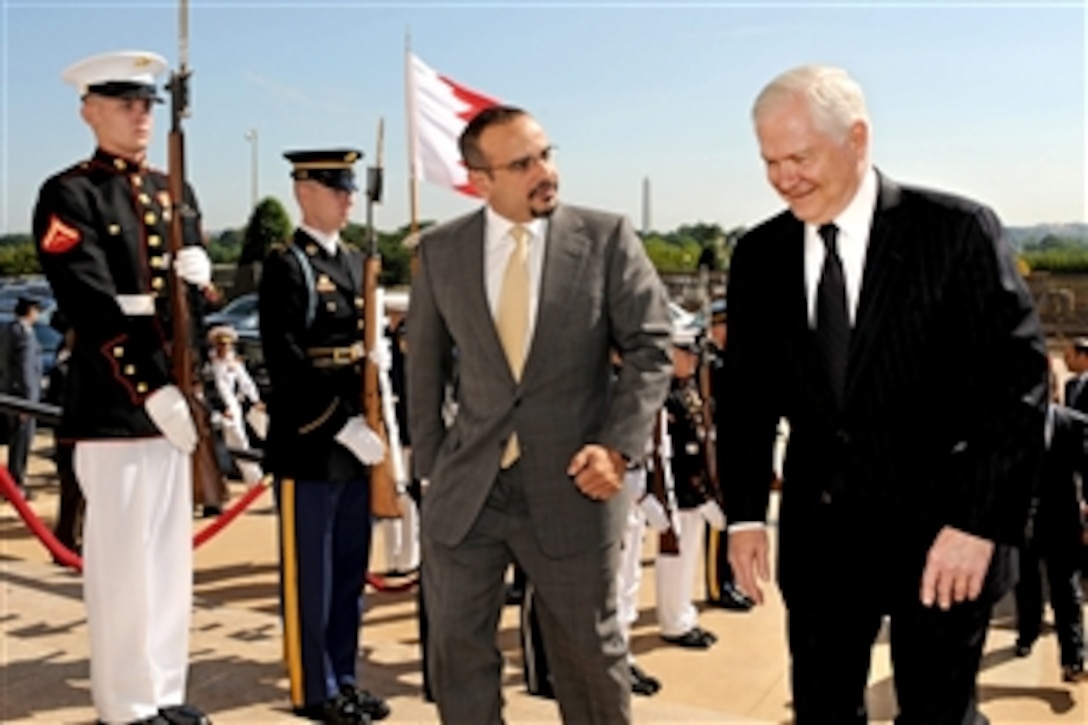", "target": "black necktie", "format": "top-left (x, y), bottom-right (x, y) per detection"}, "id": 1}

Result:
top-left (816, 223), bottom-right (850, 407)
